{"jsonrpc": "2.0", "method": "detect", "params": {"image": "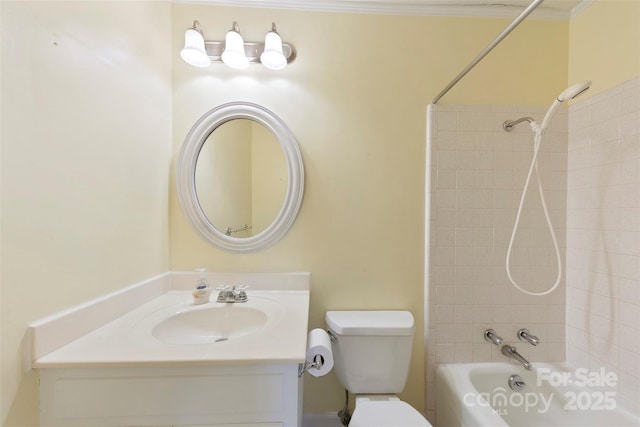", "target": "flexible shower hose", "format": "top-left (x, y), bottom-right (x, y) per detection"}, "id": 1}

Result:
top-left (505, 123), bottom-right (562, 296)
